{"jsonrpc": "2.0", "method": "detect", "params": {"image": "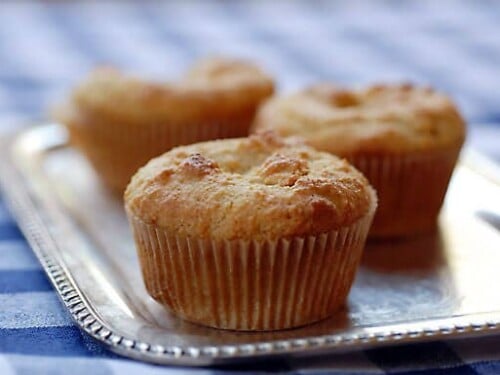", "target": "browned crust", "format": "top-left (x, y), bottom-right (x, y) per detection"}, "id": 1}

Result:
top-left (253, 83), bottom-right (466, 154)
top-left (59, 58), bottom-right (274, 127)
top-left (125, 132), bottom-right (377, 240)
